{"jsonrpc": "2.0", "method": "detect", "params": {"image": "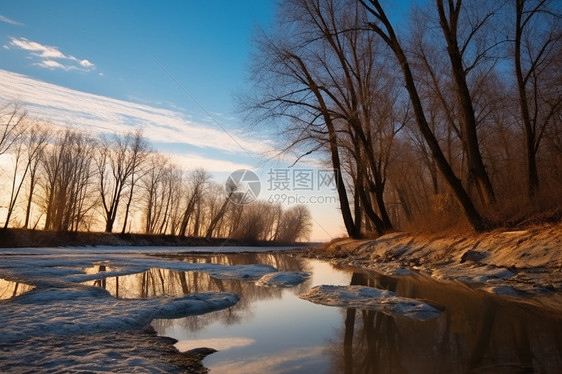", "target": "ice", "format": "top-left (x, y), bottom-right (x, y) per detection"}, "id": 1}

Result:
top-left (483, 285), bottom-right (522, 297)
top-left (256, 271), bottom-right (310, 287)
top-left (1, 285), bottom-right (239, 344)
top-left (432, 264), bottom-right (516, 284)
top-left (0, 245), bottom-right (293, 372)
top-left (300, 285), bottom-right (442, 321)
